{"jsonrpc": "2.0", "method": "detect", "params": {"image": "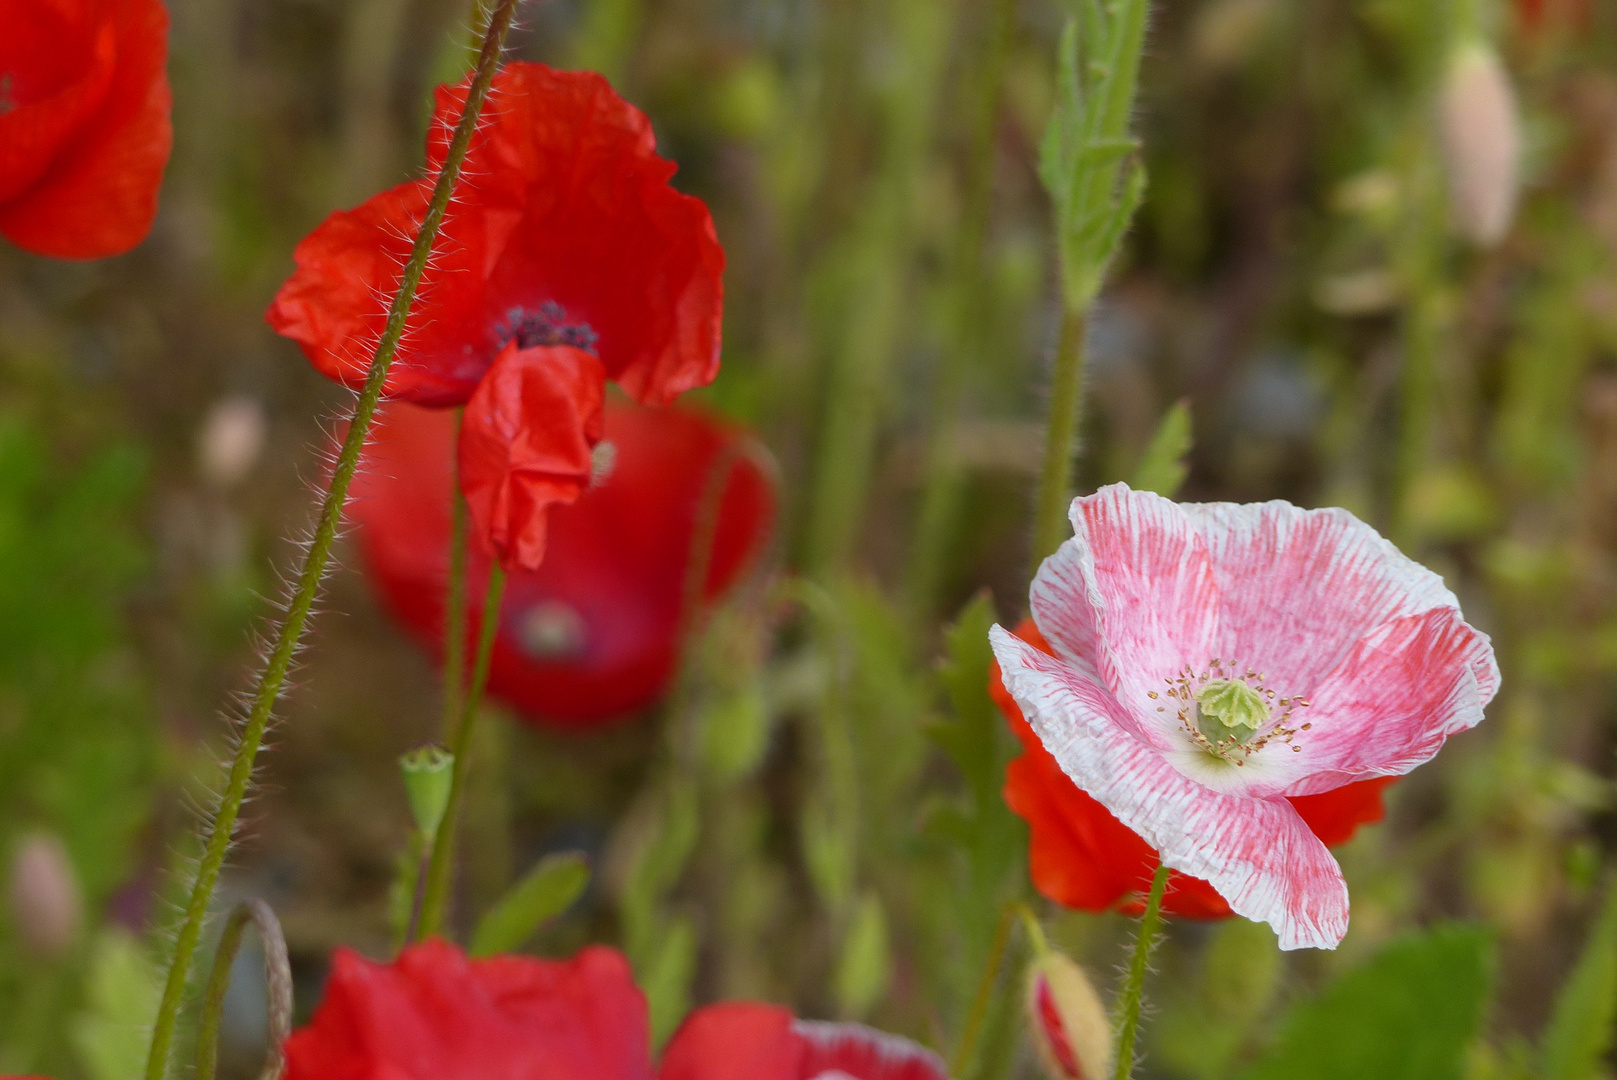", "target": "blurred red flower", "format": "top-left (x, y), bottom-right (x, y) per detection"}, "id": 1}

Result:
top-left (267, 61), bottom-right (723, 409)
top-left (281, 940), bottom-right (948, 1080)
top-left (348, 398), bottom-right (774, 728)
top-left (990, 619), bottom-right (1393, 921)
top-left (0, 0), bottom-right (173, 258)
top-left (1515, 0), bottom-right (1591, 32)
